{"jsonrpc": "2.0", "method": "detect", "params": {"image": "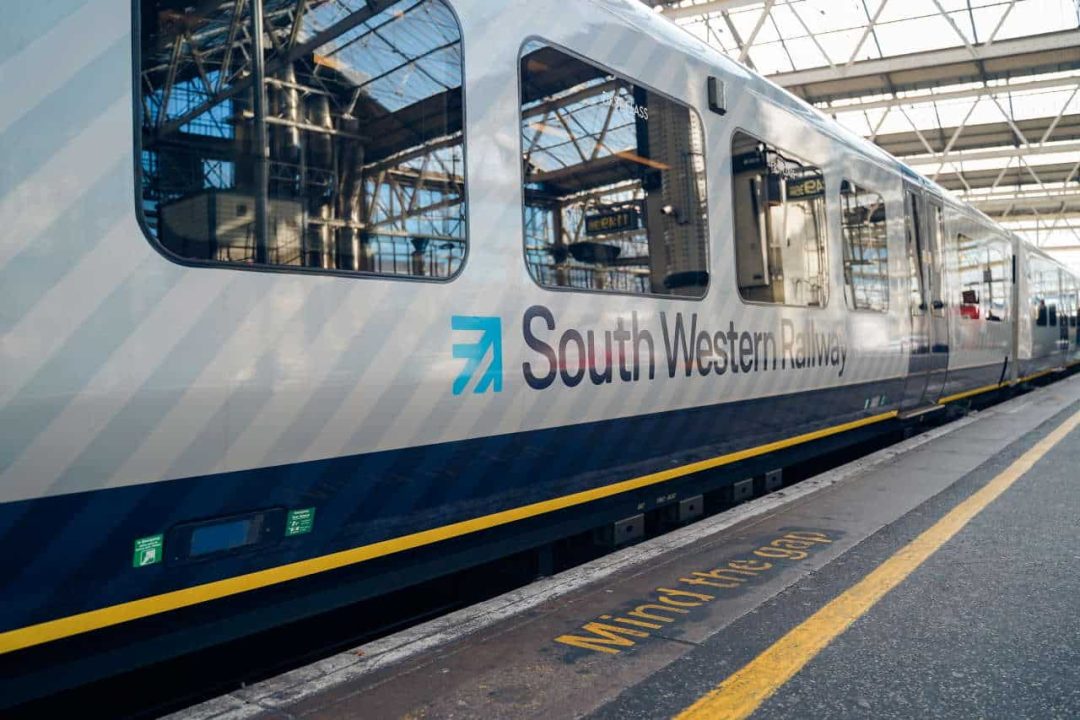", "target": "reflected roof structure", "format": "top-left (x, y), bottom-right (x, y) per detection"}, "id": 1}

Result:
top-left (140, 0), bottom-right (464, 163)
top-left (647, 0), bottom-right (1080, 270)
